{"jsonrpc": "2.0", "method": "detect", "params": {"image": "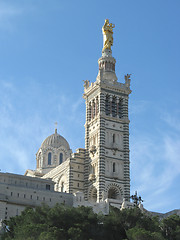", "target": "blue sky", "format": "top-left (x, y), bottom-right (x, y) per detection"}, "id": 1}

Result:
top-left (0, 0), bottom-right (180, 213)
